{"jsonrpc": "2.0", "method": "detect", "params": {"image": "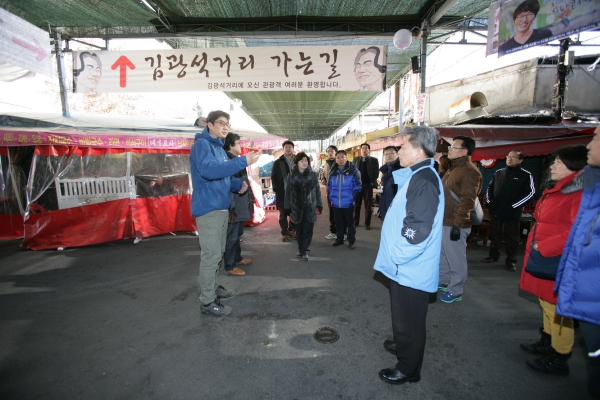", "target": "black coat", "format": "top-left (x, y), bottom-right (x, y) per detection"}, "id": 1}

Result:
top-left (284, 165), bottom-right (323, 224)
top-left (271, 154), bottom-right (293, 206)
top-left (485, 165), bottom-right (535, 220)
top-left (379, 158), bottom-right (402, 220)
top-left (353, 156), bottom-right (379, 188)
